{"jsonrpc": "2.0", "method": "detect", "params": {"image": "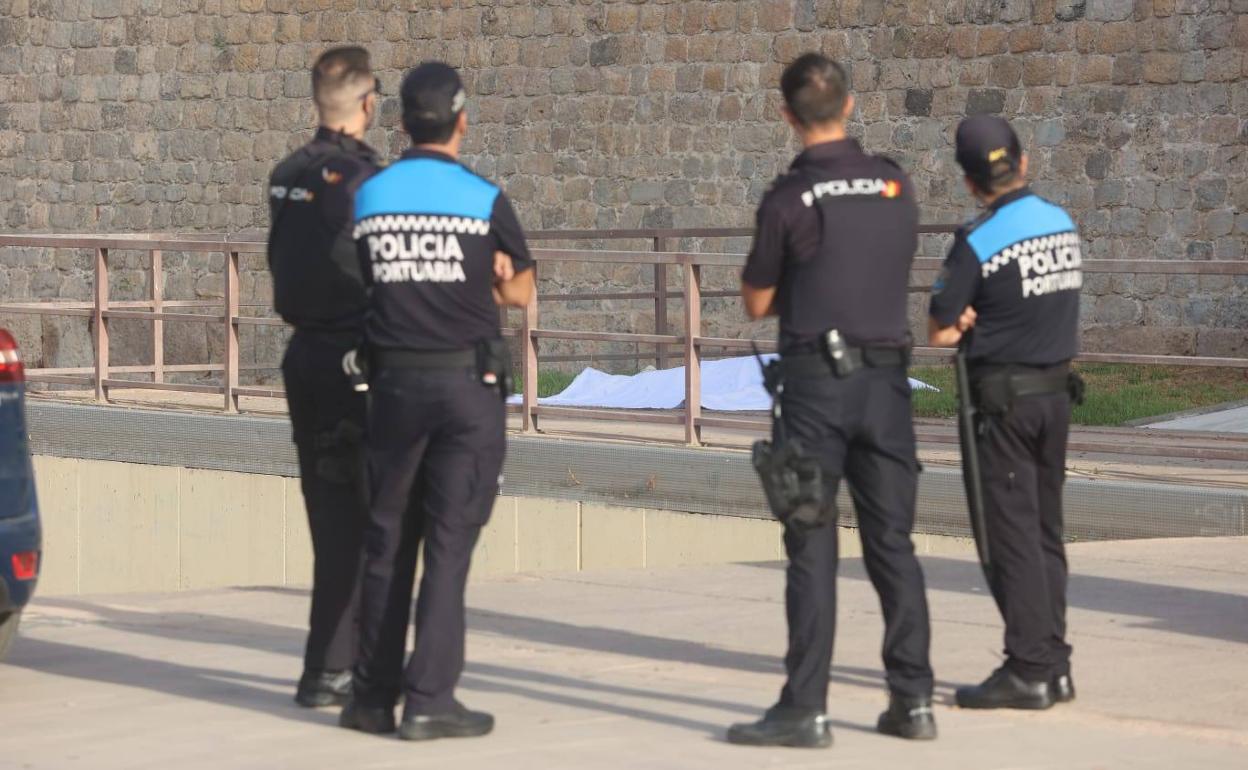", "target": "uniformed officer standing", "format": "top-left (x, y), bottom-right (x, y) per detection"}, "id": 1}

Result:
top-left (728, 53), bottom-right (935, 748)
top-left (929, 115), bottom-right (1081, 710)
top-left (266, 46), bottom-right (381, 708)
top-left (338, 61), bottom-right (535, 742)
